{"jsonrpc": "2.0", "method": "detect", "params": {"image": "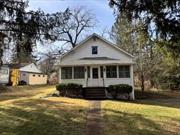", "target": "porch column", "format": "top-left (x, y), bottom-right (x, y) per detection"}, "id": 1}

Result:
top-left (85, 66), bottom-right (88, 87)
top-left (72, 66), bottom-right (74, 79)
top-left (103, 66), bottom-right (106, 87)
top-left (59, 67), bottom-right (61, 83)
top-left (116, 65), bottom-right (119, 78)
